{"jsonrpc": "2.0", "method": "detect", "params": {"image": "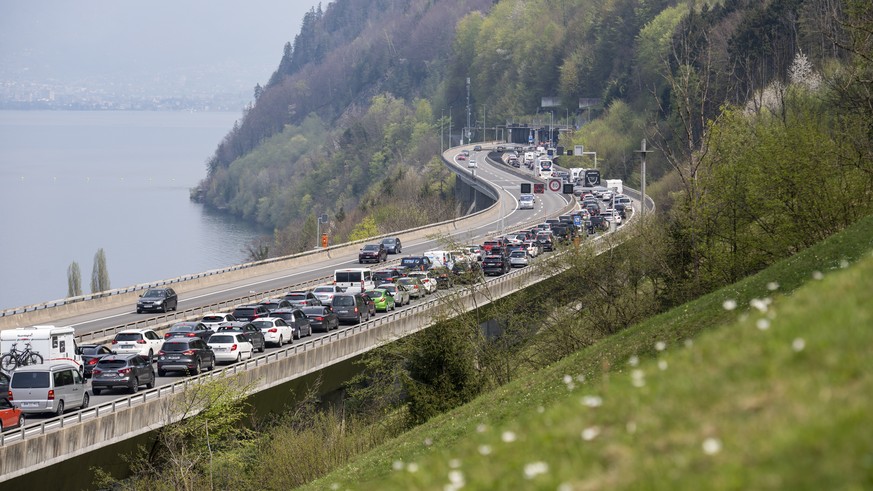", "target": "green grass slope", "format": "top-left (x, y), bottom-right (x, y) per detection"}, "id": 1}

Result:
top-left (303, 216), bottom-right (873, 490)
